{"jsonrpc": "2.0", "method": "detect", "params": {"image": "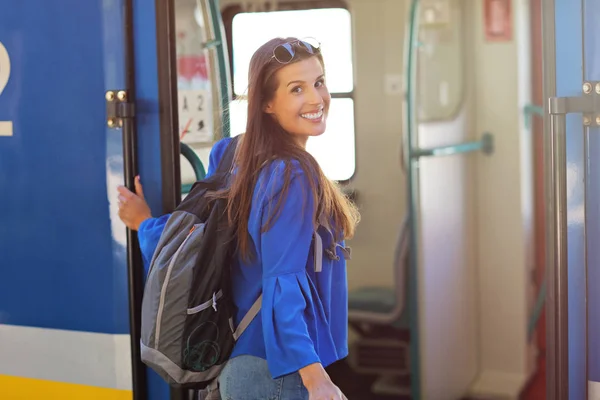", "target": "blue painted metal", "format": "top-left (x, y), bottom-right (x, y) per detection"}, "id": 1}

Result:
top-left (0, 0), bottom-right (129, 335)
top-left (403, 0), bottom-right (421, 398)
top-left (133, 0), bottom-right (164, 219)
top-left (554, 0), bottom-right (586, 397)
top-left (411, 133), bottom-right (494, 158)
top-left (584, 0), bottom-right (600, 388)
top-left (131, 0), bottom-right (171, 398)
top-left (0, 0), bottom-right (172, 397)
